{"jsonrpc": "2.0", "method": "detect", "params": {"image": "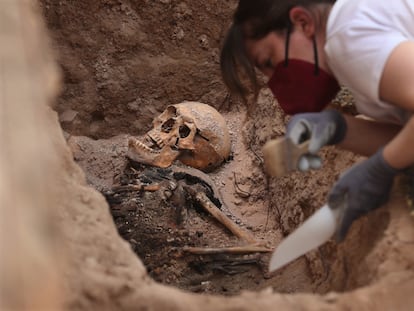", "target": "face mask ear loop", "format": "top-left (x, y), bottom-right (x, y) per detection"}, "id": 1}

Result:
top-left (284, 21), bottom-right (292, 67)
top-left (312, 35), bottom-right (320, 75)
